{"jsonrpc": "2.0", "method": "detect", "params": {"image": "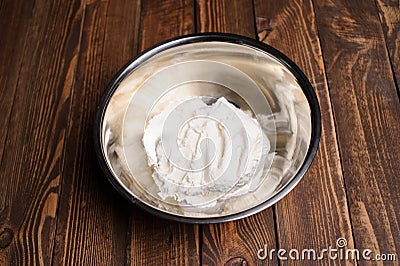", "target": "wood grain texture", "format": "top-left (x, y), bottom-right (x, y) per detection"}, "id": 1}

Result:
top-left (197, 0), bottom-right (255, 38)
top-left (0, 0), bottom-right (85, 264)
top-left (126, 0), bottom-right (200, 265)
top-left (52, 0), bottom-right (141, 265)
top-left (314, 0), bottom-right (400, 263)
top-left (0, 0), bottom-right (35, 163)
top-left (254, 0), bottom-right (355, 265)
top-left (140, 0), bottom-right (194, 49)
top-left (196, 1), bottom-right (278, 265)
top-left (376, 0), bottom-right (400, 91)
top-left (202, 215), bottom-right (277, 266)
top-left (128, 208), bottom-right (199, 265)
top-left (1, 1), bottom-right (399, 265)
